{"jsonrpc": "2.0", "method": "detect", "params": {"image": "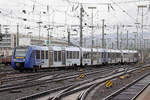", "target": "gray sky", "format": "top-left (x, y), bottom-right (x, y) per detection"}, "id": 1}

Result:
top-left (0, 0), bottom-right (150, 39)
